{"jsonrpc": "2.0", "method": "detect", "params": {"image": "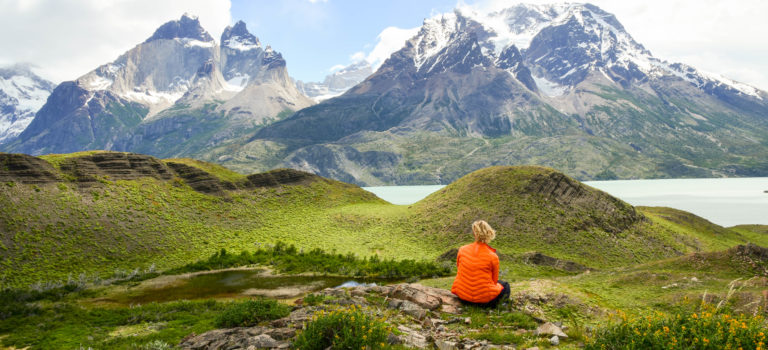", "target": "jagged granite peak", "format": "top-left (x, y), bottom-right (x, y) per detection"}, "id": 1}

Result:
top-left (2, 14), bottom-right (314, 157)
top-left (0, 64), bottom-right (56, 144)
top-left (144, 13), bottom-right (214, 43)
top-left (221, 20), bottom-right (261, 51)
top-left (219, 23), bottom-right (282, 89)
